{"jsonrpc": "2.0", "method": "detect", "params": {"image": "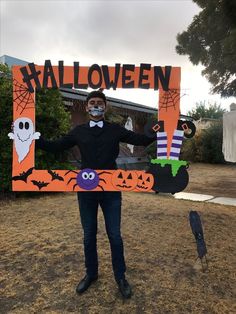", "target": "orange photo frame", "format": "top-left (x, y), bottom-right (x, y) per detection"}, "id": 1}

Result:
top-left (10, 61), bottom-right (182, 192)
